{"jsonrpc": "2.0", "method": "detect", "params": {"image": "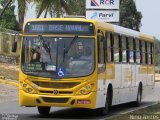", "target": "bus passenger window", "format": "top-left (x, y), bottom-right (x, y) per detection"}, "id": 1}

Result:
top-left (151, 43), bottom-right (154, 64)
top-left (148, 54), bottom-right (151, 64)
top-left (98, 35), bottom-right (105, 64)
top-left (145, 42), bottom-right (148, 64)
top-left (113, 34), bottom-right (120, 63)
top-left (129, 38), bottom-right (134, 63)
top-left (122, 36), bottom-right (127, 63)
top-left (141, 41), bottom-right (146, 64)
top-left (106, 33), bottom-right (113, 62)
top-left (136, 39), bottom-right (140, 64)
top-left (147, 42), bottom-right (152, 64)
